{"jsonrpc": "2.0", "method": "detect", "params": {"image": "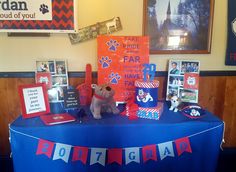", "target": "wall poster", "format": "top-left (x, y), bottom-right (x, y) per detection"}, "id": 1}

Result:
top-left (97, 35), bottom-right (149, 103)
